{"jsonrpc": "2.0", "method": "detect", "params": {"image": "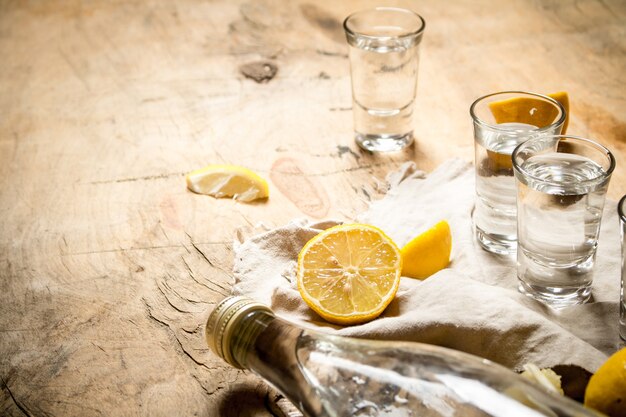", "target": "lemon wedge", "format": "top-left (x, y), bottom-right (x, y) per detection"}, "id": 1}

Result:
top-left (186, 164), bottom-right (269, 202)
top-left (520, 363), bottom-right (564, 395)
top-left (584, 348), bottom-right (626, 417)
top-left (400, 221), bottom-right (451, 279)
top-left (297, 224), bottom-right (402, 325)
top-left (488, 91), bottom-right (570, 133)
